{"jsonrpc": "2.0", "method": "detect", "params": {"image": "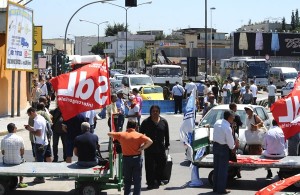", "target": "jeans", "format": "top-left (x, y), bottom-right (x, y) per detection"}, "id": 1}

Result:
top-left (118, 114), bottom-right (125, 131)
top-left (123, 155), bottom-right (143, 195)
top-left (52, 132), bottom-right (67, 161)
top-left (34, 143), bottom-right (47, 162)
top-left (213, 142), bottom-right (229, 193)
top-left (223, 96), bottom-right (230, 104)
